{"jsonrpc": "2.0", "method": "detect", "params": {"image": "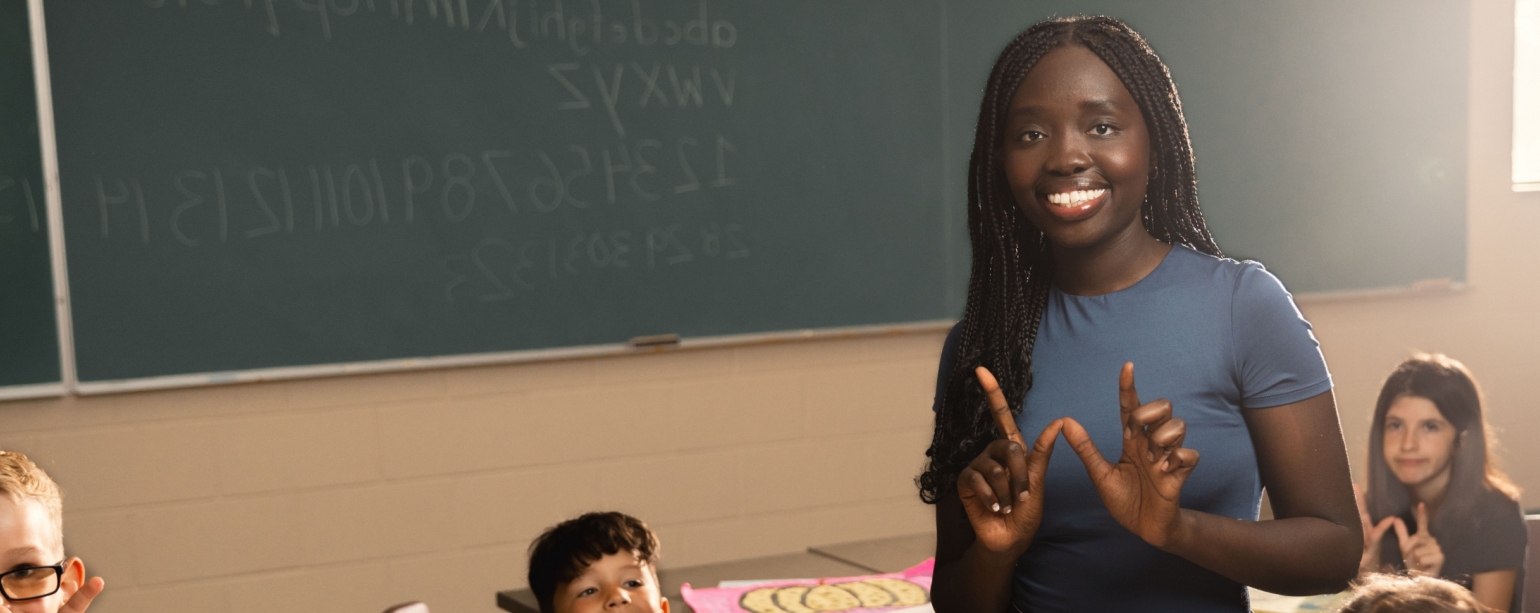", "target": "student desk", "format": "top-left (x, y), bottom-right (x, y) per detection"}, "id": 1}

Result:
top-left (496, 533), bottom-right (936, 613)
